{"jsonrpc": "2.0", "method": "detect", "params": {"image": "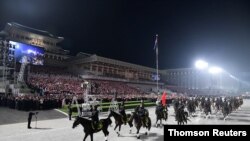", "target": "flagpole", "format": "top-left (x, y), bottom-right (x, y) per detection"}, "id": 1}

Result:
top-left (155, 34), bottom-right (159, 95)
